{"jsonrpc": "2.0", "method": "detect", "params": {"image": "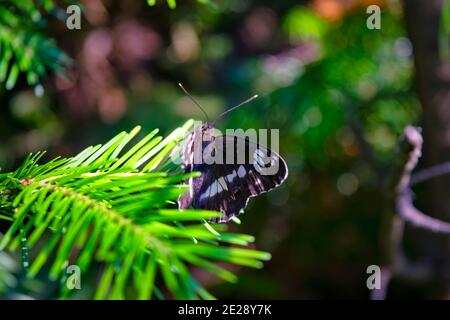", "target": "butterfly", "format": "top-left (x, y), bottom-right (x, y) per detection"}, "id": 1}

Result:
top-left (176, 84), bottom-right (288, 223)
